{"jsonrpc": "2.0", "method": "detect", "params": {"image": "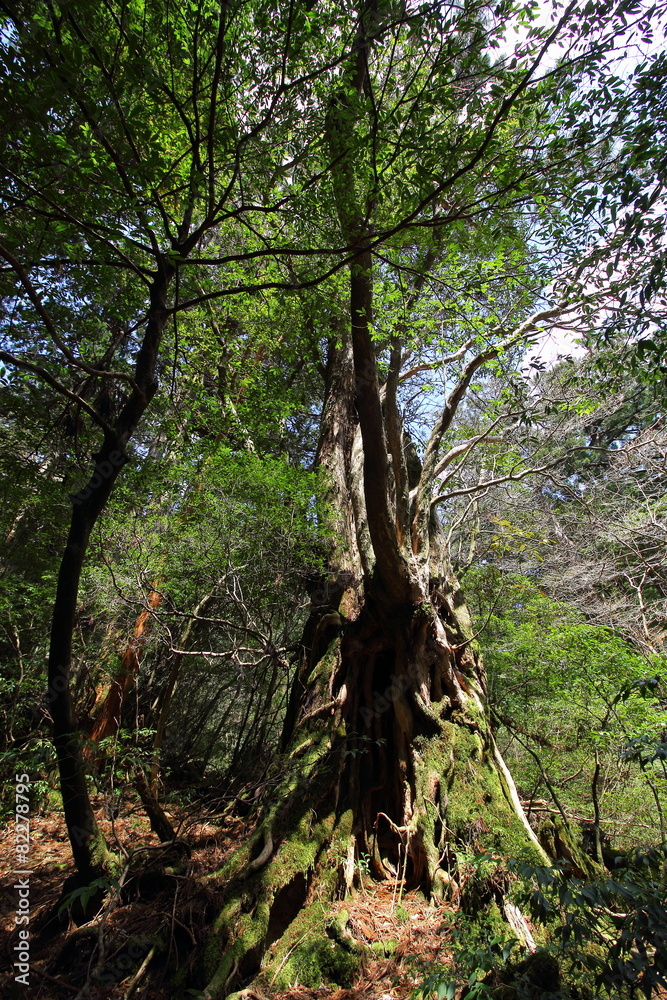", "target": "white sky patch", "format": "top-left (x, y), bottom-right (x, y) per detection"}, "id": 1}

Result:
top-left (495, 0), bottom-right (666, 67)
top-left (524, 326), bottom-right (586, 369)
